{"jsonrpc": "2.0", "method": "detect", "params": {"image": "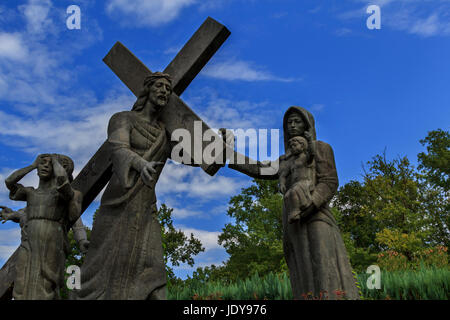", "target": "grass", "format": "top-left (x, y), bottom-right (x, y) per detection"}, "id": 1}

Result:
top-left (168, 267), bottom-right (450, 300)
